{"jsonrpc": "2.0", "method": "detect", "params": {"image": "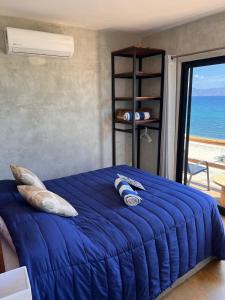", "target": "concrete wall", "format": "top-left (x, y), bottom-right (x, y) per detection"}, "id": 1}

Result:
top-left (141, 11), bottom-right (225, 173)
top-left (2, 11), bottom-right (224, 179)
top-left (143, 11), bottom-right (225, 55)
top-left (0, 16), bottom-right (140, 180)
